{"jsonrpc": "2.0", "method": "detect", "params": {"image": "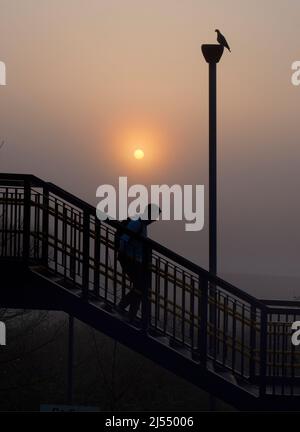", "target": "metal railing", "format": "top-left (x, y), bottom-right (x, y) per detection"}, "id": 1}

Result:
top-left (0, 173), bottom-right (300, 398)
